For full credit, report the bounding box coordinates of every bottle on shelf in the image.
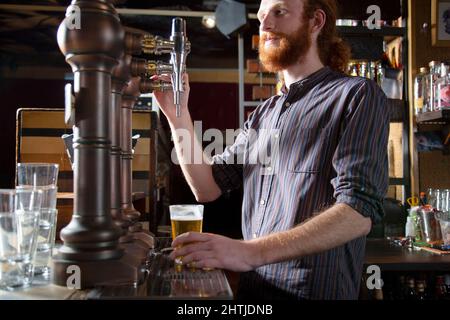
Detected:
[414,67,429,115]
[406,277,417,300]
[428,61,442,112]
[435,63,450,110]
[419,191,427,205]
[445,274,450,299]
[374,288,384,300]
[405,216,415,247]
[416,280,428,300]
[395,275,406,300]
[435,275,448,300]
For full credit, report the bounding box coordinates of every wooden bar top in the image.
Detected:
[365,238,450,271]
[0,238,233,300]
[2,238,449,299]
[57,192,146,201]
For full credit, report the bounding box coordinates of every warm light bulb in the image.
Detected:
[202,15,216,29]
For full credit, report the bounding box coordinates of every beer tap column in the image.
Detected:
[119,30,174,225]
[112,54,154,254]
[120,77,141,222]
[53,0,143,288]
[111,54,133,231]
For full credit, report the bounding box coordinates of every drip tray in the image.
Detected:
[86,238,233,300]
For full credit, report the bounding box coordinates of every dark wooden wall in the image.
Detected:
[0,76,244,238]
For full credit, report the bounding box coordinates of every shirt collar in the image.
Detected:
[280,66,332,94]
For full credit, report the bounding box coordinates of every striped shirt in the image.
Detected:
[211,66,389,300]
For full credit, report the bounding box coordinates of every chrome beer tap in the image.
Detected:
[125,18,190,117]
[140,79,172,94]
[170,17,190,117]
[141,34,174,55]
[131,58,173,78]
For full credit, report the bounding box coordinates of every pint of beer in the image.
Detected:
[169,204,204,270]
[169,204,204,238]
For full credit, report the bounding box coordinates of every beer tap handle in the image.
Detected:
[153,60,174,75]
[140,79,172,94]
[131,58,173,78]
[142,34,174,55]
[170,17,189,118]
[64,83,76,126]
[125,31,174,56]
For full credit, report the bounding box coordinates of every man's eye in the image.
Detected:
[275,9,287,16]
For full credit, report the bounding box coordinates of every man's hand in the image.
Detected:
[169,232,260,272]
[152,73,190,122]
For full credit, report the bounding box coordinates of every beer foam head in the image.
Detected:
[170,215,202,221]
[169,204,204,220]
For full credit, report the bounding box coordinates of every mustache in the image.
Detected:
[260,31,288,41]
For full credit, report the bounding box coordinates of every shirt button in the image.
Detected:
[274,133,279,139]
[285,102,291,107]
[260,199,265,205]
[253,233,257,239]
[266,166,272,171]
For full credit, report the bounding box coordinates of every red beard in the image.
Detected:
[259,21,312,72]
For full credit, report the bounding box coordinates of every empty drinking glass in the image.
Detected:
[441,189,450,213]
[17,163,59,187]
[16,185,58,277]
[427,188,437,208]
[0,189,42,290]
[16,163,59,279]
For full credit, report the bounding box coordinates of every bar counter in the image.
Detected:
[0,238,233,300]
[1,238,449,300]
[365,238,450,271]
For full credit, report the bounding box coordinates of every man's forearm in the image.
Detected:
[249,203,372,267]
[169,112,222,202]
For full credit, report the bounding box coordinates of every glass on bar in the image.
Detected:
[16,163,59,187]
[169,204,204,271]
[0,189,42,290]
[16,163,59,279]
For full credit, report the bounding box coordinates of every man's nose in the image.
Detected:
[259,15,274,32]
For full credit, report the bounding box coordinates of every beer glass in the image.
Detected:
[169,205,204,270]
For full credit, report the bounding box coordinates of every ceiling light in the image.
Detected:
[202,15,216,29]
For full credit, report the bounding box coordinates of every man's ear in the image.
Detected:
[311,9,326,34]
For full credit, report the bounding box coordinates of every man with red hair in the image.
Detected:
[154,0,389,300]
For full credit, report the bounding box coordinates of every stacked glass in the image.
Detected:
[0,189,42,290]
[16,163,59,279]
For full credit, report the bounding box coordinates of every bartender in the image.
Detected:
[153,0,389,300]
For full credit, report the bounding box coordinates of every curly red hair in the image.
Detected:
[303,0,351,73]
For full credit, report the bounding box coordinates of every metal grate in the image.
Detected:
[86,237,233,300]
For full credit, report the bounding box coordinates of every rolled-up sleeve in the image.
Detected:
[331,80,389,224]
[211,119,251,195]
[211,146,244,195]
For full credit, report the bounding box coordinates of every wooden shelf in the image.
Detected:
[337,26,406,37]
[416,109,450,124]
[244,99,406,123]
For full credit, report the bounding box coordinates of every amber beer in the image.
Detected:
[169,205,204,270]
[171,217,203,239]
